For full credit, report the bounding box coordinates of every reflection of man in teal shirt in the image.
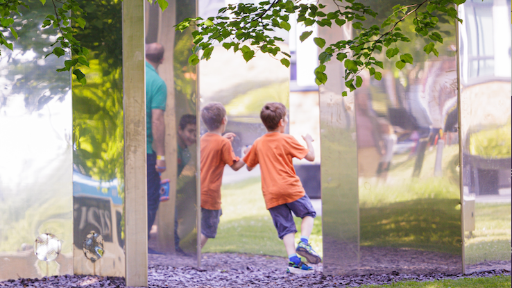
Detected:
[146,43,167,242]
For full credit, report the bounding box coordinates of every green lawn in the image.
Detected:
[362,275,511,287]
[465,203,511,265]
[202,176,323,257]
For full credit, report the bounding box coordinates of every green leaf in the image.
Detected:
[342,91,348,96]
[304,18,316,26]
[82,47,89,56]
[222,42,232,50]
[250,21,258,27]
[400,53,413,64]
[299,31,313,42]
[426,3,435,13]
[315,72,327,85]
[77,56,89,67]
[203,19,214,26]
[396,60,406,70]
[429,32,443,44]
[345,79,356,91]
[424,42,435,54]
[188,54,199,65]
[40,0,46,4]
[432,48,439,57]
[157,0,169,11]
[280,58,290,68]
[241,45,251,53]
[279,21,291,31]
[313,37,326,48]
[374,61,384,69]
[352,22,363,29]
[336,53,347,62]
[344,59,358,72]
[53,47,65,57]
[318,52,331,64]
[75,17,86,29]
[314,64,326,75]
[335,18,346,27]
[202,47,214,60]
[73,69,86,85]
[243,50,255,62]
[355,75,363,88]
[10,27,17,40]
[385,47,399,59]
[374,71,382,80]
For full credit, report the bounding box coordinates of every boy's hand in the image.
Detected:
[223,132,236,142]
[302,134,314,143]
[242,145,252,155]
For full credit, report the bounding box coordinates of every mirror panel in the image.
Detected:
[198,0,303,261]
[318,3,359,275]
[354,0,462,274]
[459,0,511,273]
[0,1,73,280]
[145,0,199,267]
[72,0,125,276]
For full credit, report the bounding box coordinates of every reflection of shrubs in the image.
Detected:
[470,123,511,159]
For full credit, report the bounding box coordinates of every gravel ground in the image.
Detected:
[0,253,509,287]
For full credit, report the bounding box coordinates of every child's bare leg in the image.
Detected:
[200,233,208,248]
[282,233,297,256]
[300,216,314,238]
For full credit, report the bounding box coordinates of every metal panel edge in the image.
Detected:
[123,0,148,286]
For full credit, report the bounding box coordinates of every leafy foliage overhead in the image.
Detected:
[1,0,170,85]
[175,0,465,94]
[1,0,465,91]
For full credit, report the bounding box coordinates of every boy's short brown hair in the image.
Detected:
[260,102,287,130]
[201,102,226,131]
[179,114,196,130]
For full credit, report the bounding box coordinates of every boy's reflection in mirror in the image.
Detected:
[174,114,197,255]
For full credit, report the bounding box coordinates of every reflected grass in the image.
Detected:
[359,144,461,254]
[465,203,511,264]
[202,176,323,257]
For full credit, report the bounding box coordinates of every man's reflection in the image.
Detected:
[355,73,384,178]
[145,42,168,250]
[199,103,246,249]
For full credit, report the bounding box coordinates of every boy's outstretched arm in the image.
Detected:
[230,159,245,171]
[302,134,315,162]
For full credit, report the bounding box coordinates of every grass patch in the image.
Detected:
[465,203,511,264]
[202,176,323,257]
[361,275,511,287]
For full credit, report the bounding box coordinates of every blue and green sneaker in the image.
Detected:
[296,241,322,264]
[287,261,315,274]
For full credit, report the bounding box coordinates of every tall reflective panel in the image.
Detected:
[0,1,73,280]
[72,0,125,276]
[318,2,359,275]
[459,0,511,273]
[199,0,301,261]
[355,1,462,274]
[145,0,199,267]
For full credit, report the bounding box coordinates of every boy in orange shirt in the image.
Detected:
[243,102,321,274]
[200,102,245,248]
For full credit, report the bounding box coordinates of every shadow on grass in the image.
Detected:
[361,198,462,255]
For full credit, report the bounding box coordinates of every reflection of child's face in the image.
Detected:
[178,124,197,147]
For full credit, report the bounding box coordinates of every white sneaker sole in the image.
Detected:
[286,267,315,275]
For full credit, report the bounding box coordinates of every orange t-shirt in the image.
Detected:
[200,133,239,210]
[242,133,309,209]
